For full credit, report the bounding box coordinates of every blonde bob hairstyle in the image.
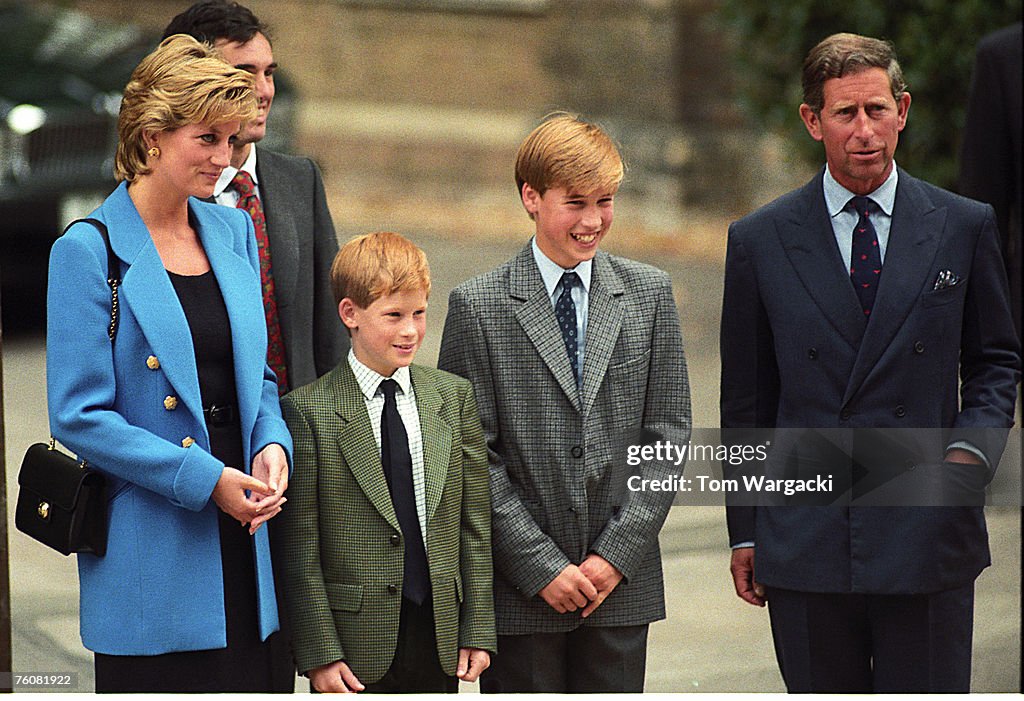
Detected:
[514,112,624,201]
[331,232,432,310]
[115,34,257,182]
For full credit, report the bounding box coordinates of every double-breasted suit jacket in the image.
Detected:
[277,361,496,682]
[46,181,293,654]
[720,168,1020,595]
[255,148,347,389]
[438,242,692,634]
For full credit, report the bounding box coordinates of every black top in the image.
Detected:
[167,270,236,413]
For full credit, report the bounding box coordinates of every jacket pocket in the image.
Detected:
[325,582,363,613]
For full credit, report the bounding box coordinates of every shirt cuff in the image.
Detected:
[945,441,990,470]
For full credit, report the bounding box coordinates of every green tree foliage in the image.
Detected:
[717,0,1022,188]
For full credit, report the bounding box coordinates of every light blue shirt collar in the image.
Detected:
[530,237,593,296]
[823,162,898,216]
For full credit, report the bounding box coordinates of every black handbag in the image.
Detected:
[15,218,120,557]
[15,442,108,556]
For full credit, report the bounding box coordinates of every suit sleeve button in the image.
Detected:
[164,396,178,411]
[808,348,818,360]
[387,584,399,595]
[390,534,401,546]
[571,446,584,459]
[146,355,160,370]
[914,341,925,353]
[895,405,906,418]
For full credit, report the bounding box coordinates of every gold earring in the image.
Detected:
[147,146,160,158]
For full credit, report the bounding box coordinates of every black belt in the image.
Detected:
[203,404,236,426]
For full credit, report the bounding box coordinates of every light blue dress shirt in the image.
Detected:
[532,237,591,385]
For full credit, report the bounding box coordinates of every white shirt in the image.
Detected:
[347,350,428,545]
[214,143,260,207]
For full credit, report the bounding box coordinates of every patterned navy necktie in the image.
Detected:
[555,271,581,384]
[849,196,882,316]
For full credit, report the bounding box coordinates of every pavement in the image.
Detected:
[1,228,1019,693]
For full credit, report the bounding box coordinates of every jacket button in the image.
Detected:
[914,341,925,354]
[146,355,160,370]
[164,395,178,411]
[387,584,399,595]
[571,446,583,459]
[895,405,906,418]
[181,436,195,448]
[840,409,852,421]
[808,348,818,360]
[390,534,401,546]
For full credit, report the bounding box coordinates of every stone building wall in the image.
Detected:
[72,0,801,239]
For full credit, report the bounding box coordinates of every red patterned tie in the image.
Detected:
[233,170,289,395]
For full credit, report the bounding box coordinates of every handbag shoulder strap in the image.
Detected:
[61,218,122,342]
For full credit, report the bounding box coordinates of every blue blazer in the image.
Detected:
[46,181,293,655]
[720,168,1020,594]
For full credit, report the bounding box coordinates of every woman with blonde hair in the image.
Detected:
[46,34,293,692]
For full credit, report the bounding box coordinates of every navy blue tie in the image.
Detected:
[379,379,429,604]
[555,272,580,384]
[849,196,882,316]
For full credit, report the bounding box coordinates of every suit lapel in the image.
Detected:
[778,174,867,351]
[410,365,452,528]
[511,245,582,410]
[843,171,945,404]
[332,362,401,531]
[581,252,625,414]
[105,184,205,432]
[255,151,299,309]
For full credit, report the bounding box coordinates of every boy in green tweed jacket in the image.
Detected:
[277,231,495,692]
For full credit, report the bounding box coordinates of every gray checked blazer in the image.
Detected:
[438,241,692,634]
[256,148,348,390]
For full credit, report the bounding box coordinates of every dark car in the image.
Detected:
[0,1,294,332]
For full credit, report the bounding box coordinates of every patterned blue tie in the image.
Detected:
[849,196,882,317]
[556,271,581,384]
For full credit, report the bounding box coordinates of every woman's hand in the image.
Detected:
[248,443,289,534]
[211,467,274,529]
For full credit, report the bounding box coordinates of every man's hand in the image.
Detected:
[309,659,365,693]
[248,443,289,534]
[730,547,765,607]
[538,564,598,613]
[456,647,491,683]
[578,553,624,617]
[945,447,984,465]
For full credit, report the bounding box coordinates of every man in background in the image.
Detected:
[164,0,346,396]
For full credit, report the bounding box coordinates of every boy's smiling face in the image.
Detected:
[523,183,615,268]
[340,288,427,377]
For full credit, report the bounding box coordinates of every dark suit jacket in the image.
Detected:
[439,243,691,633]
[277,361,496,682]
[256,148,347,390]
[720,168,1020,595]
[959,22,1022,335]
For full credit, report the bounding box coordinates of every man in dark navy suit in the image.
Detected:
[720,33,1019,693]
